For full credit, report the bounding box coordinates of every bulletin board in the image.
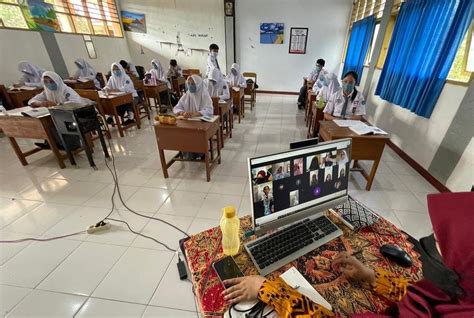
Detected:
[289,27,308,54]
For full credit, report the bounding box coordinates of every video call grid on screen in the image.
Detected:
[249,140,351,227]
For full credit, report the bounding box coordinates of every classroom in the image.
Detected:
[0,0,472,317]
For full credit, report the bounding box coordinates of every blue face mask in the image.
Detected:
[153,63,158,70]
[187,83,197,93]
[113,70,122,77]
[315,65,322,72]
[343,82,355,93]
[45,82,58,91]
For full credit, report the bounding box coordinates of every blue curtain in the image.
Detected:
[375,0,474,118]
[342,15,376,85]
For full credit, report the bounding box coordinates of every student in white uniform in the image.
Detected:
[173,75,213,118]
[119,60,139,78]
[149,59,171,88]
[72,58,100,89]
[16,61,45,88]
[29,71,86,150]
[226,63,247,88]
[323,71,366,120]
[206,43,221,77]
[104,62,138,125]
[204,67,230,100]
[313,73,340,105]
[167,59,182,78]
[297,58,327,109]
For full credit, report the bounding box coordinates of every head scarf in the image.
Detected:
[108,62,130,88]
[18,61,45,80]
[41,71,69,105]
[181,75,212,113]
[150,59,166,81]
[74,58,97,78]
[207,67,225,97]
[228,63,245,86]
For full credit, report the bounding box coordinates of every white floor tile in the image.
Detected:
[157,190,206,217]
[92,247,173,304]
[142,306,197,318]
[381,190,428,213]
[75,298,146,318]
[6,290,86,318]
[0,232,33,265]
[196,193,243,219]
[82,184,139,210]
[37,242,126,296]
[393,210,433,239]
[0,285,31,317]
[0,198,42,229]
[124,187,170,213]
[208,175,247,196]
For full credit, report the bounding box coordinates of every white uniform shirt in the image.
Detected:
[204,78,230,100]
[206,54,220,77]
[323,89,366,118]
[308,67,328,83]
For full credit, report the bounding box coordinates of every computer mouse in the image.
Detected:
[380,244,412,267]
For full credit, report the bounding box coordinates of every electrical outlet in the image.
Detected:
[87,221,111,234]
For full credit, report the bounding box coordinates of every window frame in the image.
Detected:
[0,0,123,38]
[446,23,473,86]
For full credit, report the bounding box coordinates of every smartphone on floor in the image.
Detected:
[212,256,244,288]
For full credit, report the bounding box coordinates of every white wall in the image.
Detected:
[235,0,352,92]
[0,29,131,86]
[119,0,226,75]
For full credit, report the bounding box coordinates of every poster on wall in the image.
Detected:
[24,0,61,32]
[289,27,308,54]
[260,23,284,44]
[121,10,146,33]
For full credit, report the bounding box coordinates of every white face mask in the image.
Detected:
[212,51,218,57]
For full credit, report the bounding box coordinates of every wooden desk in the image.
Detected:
[244,82,256,111]
[143,83,170,111]
[305,91,316,125]
[7,88,43,109]
[307,101,325,138]
[154,119,221,182]
[184,212,422,317]
[172,77,186,97]
[232,88,245,123]
[63,80,95,90]
[99,92,140,137]
[0,115,67,168]
[319,120,389,191]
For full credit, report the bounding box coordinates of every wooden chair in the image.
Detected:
[242,72,257,111]
[74,89,111,139]
[0,84,15,110]
[305,91,317,126]
[131,77,150,120]
[307,101,325,138]
[96,72,106,89]
[135,65,146,80]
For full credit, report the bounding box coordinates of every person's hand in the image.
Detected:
[222,276,266,304]
[44,101,56,107]
[181,112,191,119]
[332,252,375,286]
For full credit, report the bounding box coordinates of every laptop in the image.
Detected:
[244,138,352,276]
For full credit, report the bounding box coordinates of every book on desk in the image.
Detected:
[0,106,50,118]
[333,119,388,135]
[8,86,39,91]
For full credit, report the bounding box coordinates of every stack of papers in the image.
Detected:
[187,115,219,123]
[333,119,387,135]
[333,119,363,127]
[232,87,240,92]
[9,86,38,91]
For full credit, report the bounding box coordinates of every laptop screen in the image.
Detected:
[248,139,351,230]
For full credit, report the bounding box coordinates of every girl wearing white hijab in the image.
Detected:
[17,61,45,88]
[313,73,341,103]
[173,75,213,118]
[149,59,171,89]
[73,58,100,89]
[104,62,138,125]
[29,71,83,107]
[226,63,247,88]
[204,67,230,100]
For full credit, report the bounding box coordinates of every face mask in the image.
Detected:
[153,63,158,70]
[113,70,122,77]
[315,65,322,72]
[45,82,58,91]
[342,82,354,93]
[187,83,197,93]
[212,51,218,57]
[419,234,464,300]
[231,69,237,76]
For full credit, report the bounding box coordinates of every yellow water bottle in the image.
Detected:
[220,206,240,256]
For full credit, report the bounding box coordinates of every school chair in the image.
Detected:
[96,73,106,89]
[242,72,257,110]
[0,84,15,110]
[74,89,111,139]
[135,65,146,80]
[307,101,324,139]
[131,77,151,120]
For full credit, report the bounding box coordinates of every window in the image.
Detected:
[0,0,122,37]
[376,15,397,68]
[365,23,380,65]
[447,24,473,83]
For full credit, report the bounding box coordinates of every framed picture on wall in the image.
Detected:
[83,35,97,59]
[289,27,308,54]
[224,0,234,16]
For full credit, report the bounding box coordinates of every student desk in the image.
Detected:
[0,114,68,168]
[98,92,140,138]
[307,101,325,138]
[143,83,170,111]
[183,211,422,317]
[63,80,95,90]
[232,87,245,123]
[172,77,186,97]
[154,119,221,182]
[319,120,389,191]
[212,97,233,147]
[305,91,317,125]
[7,88,43,109]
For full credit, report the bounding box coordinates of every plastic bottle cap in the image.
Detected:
[223,206,236,218]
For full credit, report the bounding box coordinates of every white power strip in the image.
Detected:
[87,221,111,234]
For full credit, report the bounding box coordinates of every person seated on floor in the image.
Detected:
[222,192,474,317]
[313,72,340,108]
[28,71,86,150]
[204,67,230,100]
[15,61,46,88]
[173,75,213,118]
[104,62,139,126]
[167,59,183,79]
[323,71,366,121]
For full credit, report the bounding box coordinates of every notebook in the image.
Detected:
[349,123,387,135]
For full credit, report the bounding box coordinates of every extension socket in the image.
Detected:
[87,221,111,234]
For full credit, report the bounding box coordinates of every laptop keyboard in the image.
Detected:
[245,215,342,276]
